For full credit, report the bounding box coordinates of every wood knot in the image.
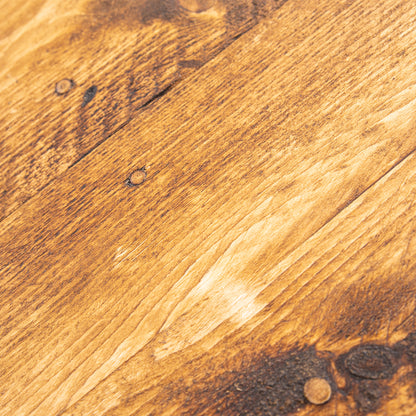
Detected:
[126,168,147,187]
[344,345,396,380]
[303,378,332,405]
[55,79,74,95]
[178,0,216,13]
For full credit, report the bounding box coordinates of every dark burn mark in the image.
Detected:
[87,0,183,28]
[334,341,408,414]
[85,0,290,31]
[396,331,416,365]
[219,348,333,415]
[334,344,398,413]
[184,347,334,416]
[141,0,178,24]
[176,333,416,416]
[353,380,385,414]
[81,85,98,108]
[343,345,398,380]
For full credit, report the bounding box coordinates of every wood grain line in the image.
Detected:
[62,140,416,416]
[1,0,416,415]
[0,0,289,222]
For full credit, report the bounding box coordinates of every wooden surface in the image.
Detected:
[0,0,287,220]
[1,0,416,415]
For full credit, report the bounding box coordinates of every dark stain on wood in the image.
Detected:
[141,0,181,24]
[81,85,98,108]
[216,348,333,415]
[173,332,416,416]
[173,347,334,416]
[87,0,184,28]
[334,335,416,414]
[353,380,386,414]
[140,80,177,109]
[396,331,416,365]
[86,0,289,31]
[335,344,399,414]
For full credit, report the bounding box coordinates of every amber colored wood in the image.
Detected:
[0,0,286,220]
[1,0,416,415]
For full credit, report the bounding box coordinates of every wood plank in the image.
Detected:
[1,0,416,414]
[0,0,287,220]
[140,147,416,416]
[77,149,416,416]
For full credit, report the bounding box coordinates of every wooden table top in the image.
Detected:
[1,0,416,415]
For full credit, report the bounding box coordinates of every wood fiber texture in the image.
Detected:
[0,0,287,220]
[1,0,416,415]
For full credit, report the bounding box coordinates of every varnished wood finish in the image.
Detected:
[0,0,286,220]
[1,0,416,415]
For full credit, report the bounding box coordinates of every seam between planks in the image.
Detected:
[289,142,416,264]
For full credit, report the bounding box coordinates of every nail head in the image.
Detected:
[128,169,147,186]
[55,79,74,95]
[304,377,331,405]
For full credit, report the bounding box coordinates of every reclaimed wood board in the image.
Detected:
[1,0,416,415]
[0,0,287,220]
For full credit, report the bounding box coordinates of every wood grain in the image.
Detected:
[1,0,416,415]
[0,0,287,220]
